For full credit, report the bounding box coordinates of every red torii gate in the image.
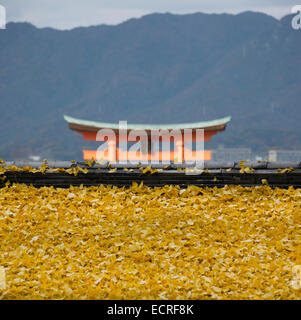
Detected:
[64,115,231,162]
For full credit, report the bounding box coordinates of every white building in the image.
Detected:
[268,150,301,162]
[211,146,252,162]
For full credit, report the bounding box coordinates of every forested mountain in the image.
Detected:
[0,11,300,160]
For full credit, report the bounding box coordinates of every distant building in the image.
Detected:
[268,150,301,162]
[28,155,41,161]
[211,145,252,162]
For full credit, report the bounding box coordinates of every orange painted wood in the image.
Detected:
[83,149,211,161]
[77,130,216,142]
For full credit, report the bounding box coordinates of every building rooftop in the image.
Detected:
[2,160,301,188]
[64,115,231,132]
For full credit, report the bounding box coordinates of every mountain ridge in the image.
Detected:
[0,12,300,160]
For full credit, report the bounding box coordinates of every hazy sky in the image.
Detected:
[1,0,295,29]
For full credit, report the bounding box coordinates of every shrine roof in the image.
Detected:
[64,115,231,132]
